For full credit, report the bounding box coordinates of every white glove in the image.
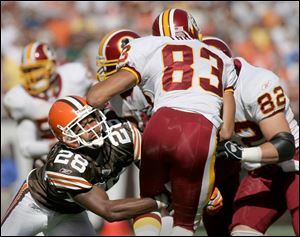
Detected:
[277,160,299,172]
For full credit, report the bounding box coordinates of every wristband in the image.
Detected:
[241,147,262,163]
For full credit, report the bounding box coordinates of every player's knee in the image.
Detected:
[231,225,263,236]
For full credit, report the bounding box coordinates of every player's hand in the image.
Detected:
[216,140,243,161]
[154,191,172,213]
[205,187,223,216]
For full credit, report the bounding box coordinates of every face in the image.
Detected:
[72,114,102,142]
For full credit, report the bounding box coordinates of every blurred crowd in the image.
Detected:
[1,1,299,120]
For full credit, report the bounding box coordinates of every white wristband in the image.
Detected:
[242,147,262,163]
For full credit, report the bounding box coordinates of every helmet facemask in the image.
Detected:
[96,56,118,81]
[58,106,111,149]
[21,60,56,96]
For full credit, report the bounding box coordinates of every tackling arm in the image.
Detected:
[87,69,137,109]
[72,185,159,222]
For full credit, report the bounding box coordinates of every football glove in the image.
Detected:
[217,140,243,161]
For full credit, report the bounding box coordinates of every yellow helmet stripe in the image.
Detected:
[162,9,171,36]
[98,30,117,57]
[25,43,34,62]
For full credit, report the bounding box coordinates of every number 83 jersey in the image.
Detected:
[117,36,237,129]
[27,116,142,214]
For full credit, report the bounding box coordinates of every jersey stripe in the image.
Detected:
[133,126,141,161]
[120,66,141,84]
[46,171,92,189]
[48,179,91,190]
[128,122,141,161]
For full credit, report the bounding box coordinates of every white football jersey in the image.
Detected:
[109,86,150,118]
[117,36,238,129]
[3,62,93,155]
[233,57,299,148]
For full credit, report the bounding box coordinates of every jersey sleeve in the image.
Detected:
[127,122,142,162]
[17,119,53,158]
[3,87,27,121]
[117,37,152,85]
[45,149,93,194]
[246,71,286,122]
[222,56,238,92]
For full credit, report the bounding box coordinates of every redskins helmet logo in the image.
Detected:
[118,36,135,53]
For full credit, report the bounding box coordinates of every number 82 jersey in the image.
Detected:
[233,57,299,148]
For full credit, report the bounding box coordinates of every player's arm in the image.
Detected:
[219,90,235,141]
[87,69,136,109]
[72,185,161,222]
[256,112,294,163]
[221,112,295,165]
[17,119,55,158]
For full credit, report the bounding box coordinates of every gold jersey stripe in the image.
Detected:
[120,66,141,84]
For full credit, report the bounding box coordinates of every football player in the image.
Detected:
[87,8,238,236]
[96,29,154,235]
[203,36,298,236]
[3,41,94,180]
[1,96,166,236]
[97,29,153,132]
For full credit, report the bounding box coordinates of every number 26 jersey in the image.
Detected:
[27,117,142,214]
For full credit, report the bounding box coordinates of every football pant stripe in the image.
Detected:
[194,127,218,228]
[1,182,29,226]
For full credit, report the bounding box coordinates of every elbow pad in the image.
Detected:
[270,132,295,162]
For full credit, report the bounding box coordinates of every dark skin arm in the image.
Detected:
[87,69,136,109]
[72,185,158,222]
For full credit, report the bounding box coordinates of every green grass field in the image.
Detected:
[194,211,295,236]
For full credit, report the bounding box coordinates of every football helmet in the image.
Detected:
[48,96,111,149]
[152,8,201,39]
[96,29,140,81]
[20,41,57,96]
[202,36,233,58]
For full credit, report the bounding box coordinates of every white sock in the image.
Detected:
[160,216,173,236]
[231,230,264,236]
[171,226,194,236]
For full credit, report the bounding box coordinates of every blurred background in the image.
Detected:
[1,1,299,236]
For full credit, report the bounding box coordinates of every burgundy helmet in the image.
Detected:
[202,36,233,58]
[97,29,140,81]
[20,41,57,95]
[152,8,201,39]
